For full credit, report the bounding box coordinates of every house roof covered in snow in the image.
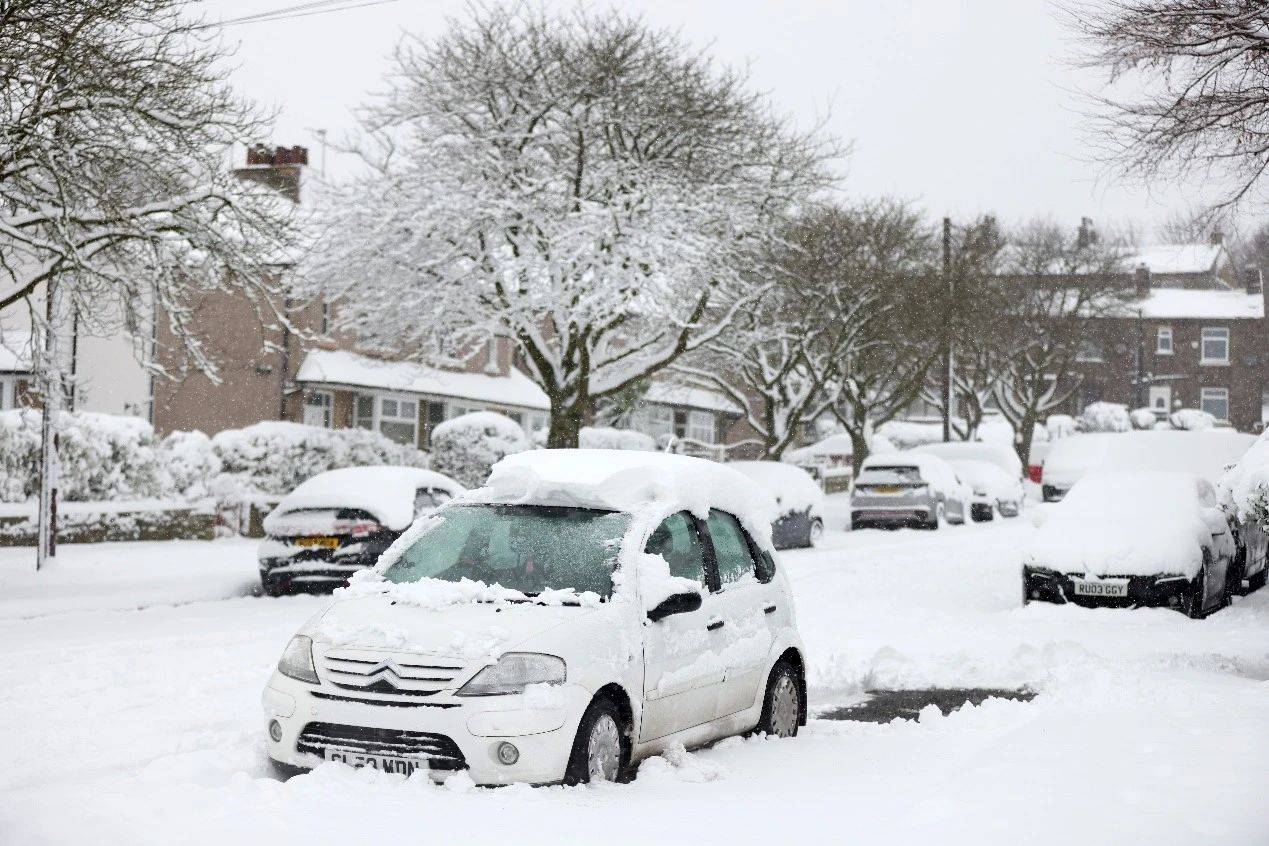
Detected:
[1126,243,1227,276]
[643,381,743,414]
[296,349,550,410]
[1114,287,1264,320]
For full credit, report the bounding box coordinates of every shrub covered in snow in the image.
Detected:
[430,411,528,488]
[578,426,656,451]
[1220,431,1269,526]
[1129,408,1157,430]
[1046,414,1077,440]
[0,409,173,502]
[1168,408,1216,431]
[211,421,428,496]
[160,430,223,499]
[1076,402,1131,433]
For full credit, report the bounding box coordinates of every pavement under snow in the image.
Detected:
[1,510,1266,846]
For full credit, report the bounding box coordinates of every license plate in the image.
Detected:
[296,536,339,549]
[1071,579,1128,598]
[872,485,903,494]
[325,749,421,775]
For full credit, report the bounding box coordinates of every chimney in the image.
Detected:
[1210,228,1225,246]
[1245,265,1264,295]
[235,144,307,203]
[1076,217,1097,250]
[1134,263,1152,297]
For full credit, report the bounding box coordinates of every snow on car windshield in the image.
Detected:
[857,466,922,485]
[381,504,629,598]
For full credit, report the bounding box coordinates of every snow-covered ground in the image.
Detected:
[1,512,1266,845]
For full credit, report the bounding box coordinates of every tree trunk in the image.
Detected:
[849,427,869,470]
[546,400,588,449]
[1014,410,1039,469]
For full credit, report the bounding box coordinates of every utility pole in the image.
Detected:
[36,279,61,570]
[941,216,954,442]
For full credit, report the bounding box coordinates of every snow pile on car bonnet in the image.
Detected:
[1025,471,1220,578]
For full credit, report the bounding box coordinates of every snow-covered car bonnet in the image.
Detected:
[264,466,465,533]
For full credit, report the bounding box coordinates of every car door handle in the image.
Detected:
[706,620,725,631]
[764,605,777,614]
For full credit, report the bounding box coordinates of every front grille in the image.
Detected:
[320,649,467,697]
[297,722,466,770]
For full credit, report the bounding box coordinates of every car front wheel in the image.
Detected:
[564,697,628,785]
[1182,553,1210,619]
[808,517,824,546]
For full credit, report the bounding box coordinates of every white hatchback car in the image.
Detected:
[263,450,807,786]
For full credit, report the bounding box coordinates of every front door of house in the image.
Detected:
[1149,385,1171,415]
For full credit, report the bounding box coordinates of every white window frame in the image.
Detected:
[1201,327,1230,365]
[1200,387,1229,422]
[0,375,17,410]
[1155,326,1173,355]
[353,391,419,445]
[686,410,716,444]
[302,390,333,428]
[354,393,375,430]
[639,405,675,439]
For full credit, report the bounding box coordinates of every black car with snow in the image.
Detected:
[729,461,825,548]
[258,466,465,595]
[1022,471,1235,618]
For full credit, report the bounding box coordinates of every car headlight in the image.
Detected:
[455,653,566,697]
[277,635,319,684]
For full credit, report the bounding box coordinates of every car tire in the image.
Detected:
[1249,567,1268,593]
[263,579,287,598]
[1182,553,1210,619]
[756,661,801,739]
[808,517,824,546]
[923,503,944,531]
[564,696,629,785]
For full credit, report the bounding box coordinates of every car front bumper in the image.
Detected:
[1022,566,1191,608]
[262,671,591,786]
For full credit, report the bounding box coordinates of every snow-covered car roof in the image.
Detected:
[472,449,778,544]
[728,461,824,517]
[949,460,1018,498]
[1045,430,1254,486]
[913,441,1022,478]
[858,451,964,496]
[1027,470,1225,578]
[265,466,465,532]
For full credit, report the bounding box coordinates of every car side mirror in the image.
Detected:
[647,591,702,623]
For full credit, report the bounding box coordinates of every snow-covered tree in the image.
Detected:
[304,6,836,447]
[1077,401,1132,433]
[0,1,296,376]
[992,220,1129,466]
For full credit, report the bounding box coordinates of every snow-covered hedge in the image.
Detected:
[1220,431,1269,527]
[211,421,428,496]
[1129,408,1157,430]
[1046,414,1077,440]
[1168,408,1216,431]
[578,426,657,451]
[1077,402,1131,433]
[161,430,223,499]
[430,411,527,488]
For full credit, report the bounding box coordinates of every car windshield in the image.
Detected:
[857,466,923,485]
[381,504,629,599]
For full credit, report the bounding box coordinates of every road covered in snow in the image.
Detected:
[1,513,1267,846]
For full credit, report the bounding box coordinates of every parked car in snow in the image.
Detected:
[1217,433,1269,595]
[263,450,807,786]
[849,452,969,530]
[912,442,1024,520]
[729,460,825,548]
[1023,471,1235,617]
[258,466,465,596]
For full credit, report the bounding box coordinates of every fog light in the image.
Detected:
[1029,590,1040,600]
[496,742,519,765]
[268,719,283,742]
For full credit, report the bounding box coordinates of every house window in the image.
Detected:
[1200,387,1229,422]
[687,410,716,444]
[637,405,675,439]
[1201,327,1230,365]
[302,391,333,428]
[377,396,418,445]
[1156,326,1173,355]
[0,375,17,410]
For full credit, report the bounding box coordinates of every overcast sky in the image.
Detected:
[208,0,1232,243]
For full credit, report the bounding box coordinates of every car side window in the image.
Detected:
[644,512,708,588]
[706,509,758,586]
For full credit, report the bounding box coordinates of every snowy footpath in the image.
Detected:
[1,517,1266,845]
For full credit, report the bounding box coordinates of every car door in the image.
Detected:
[639,511,724,742]
[702,509,777,720]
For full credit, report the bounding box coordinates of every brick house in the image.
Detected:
[1054,236,1269,431]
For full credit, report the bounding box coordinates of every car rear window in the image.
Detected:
[857,466,923,485]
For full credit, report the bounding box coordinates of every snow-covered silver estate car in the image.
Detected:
[262,451,807,785]
[257,467,465,596]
